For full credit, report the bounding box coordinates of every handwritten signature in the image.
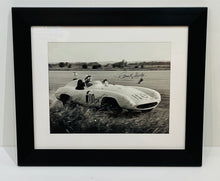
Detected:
[118,72,145,79]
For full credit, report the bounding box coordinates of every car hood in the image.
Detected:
[93,84,158,104]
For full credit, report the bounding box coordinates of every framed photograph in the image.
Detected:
[12,8,207,166]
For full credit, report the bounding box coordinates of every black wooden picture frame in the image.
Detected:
[12,7,207,166]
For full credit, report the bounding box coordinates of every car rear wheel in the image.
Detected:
[101,98,122,114]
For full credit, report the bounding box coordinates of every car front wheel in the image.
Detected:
[101,98,122,114]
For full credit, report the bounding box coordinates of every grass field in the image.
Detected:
[49,70,170,133]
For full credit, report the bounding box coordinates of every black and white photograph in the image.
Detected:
[49,42,170,134]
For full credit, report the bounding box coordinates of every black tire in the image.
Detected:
[101,98,122,114]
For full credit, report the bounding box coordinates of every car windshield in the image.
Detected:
[85,82,93,87]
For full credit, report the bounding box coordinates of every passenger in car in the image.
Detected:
[102,79,109,86]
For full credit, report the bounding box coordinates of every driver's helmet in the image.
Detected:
[85,75,92,82]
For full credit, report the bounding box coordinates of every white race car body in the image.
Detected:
[55,80,161,111]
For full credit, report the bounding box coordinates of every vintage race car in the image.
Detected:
[55,80,161,112]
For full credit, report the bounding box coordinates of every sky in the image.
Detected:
[48,42,171,64]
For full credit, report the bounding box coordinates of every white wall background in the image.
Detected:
[0,0,219,147]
